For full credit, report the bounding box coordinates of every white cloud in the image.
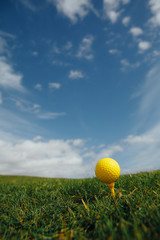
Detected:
[32,104,41,113]
[77,35,94,60]
[63,41,72,50]
[10,96,65,120]
[130,62,160,174]
[0,124,159,178]
[138,41,151,51]
[129,27,143,36]
[0,131,124,178]
[19,0,37,11]
[137,63,160,121]
[122,0,130,4]
[96,145,123,161]
[120,123,160,173]
[103,0,130,23]
[32,51,38,56]
[0,138,85,178]
[48,82,61,89]
[107,10,120,23]
[92,123,160,175]
[0,31,16,58]
[0,56,25,92]
[33,136,42,142]
[52,44,61,54]
[120,142,160,174]
[0,120,159,178]
[109,49,120,55]
[121,58,130,67]
[11,97,41,114]
[38,112,66,120]
[69,70,84,79]
[0,37,8,55]
[0,30,16,39]
[1,61,160,178]
[67,138,85,147]
[148,0,160,27]
[0,35,14,58]
[120,58,140,71]
[52,60,71,67]
[0,92,2,104]
[103,0,120,14]
[52,36,94,61]
[51,41,72,59]
[35,83,42,91]
[153,50,160,57]
[48,0,93,23]
[122,16,131,26]
[124,135,157,144]
[0,107,45,140]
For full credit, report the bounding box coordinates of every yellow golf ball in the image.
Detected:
[95,158,120,184]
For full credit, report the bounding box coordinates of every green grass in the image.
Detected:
[0,171,160,240]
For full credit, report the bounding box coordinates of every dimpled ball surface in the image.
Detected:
[95,158,120,184]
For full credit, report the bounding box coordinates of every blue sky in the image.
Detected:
[0,0,160,178]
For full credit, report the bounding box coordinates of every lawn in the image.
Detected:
[0,171,160,239]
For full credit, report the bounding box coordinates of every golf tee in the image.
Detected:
[107,182,115,198]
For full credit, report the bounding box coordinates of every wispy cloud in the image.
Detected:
[122,16,131,26]
[103,0,130,23]
[10,96,65,120]
[124,134,158,144]
[0,92,2,104]
[48,82,61,89]
[92,122,160,175]
[50,36,94,65]
[121,59,130,67]
[117,127,160,174]
[0,31,25,92]
[0,108,45,140]
[129,27,143,37]
[69,70,84,79]
[96,145,123,162]
[148,0,160,27]
[52,43,61,54]
[122,0,130,3]
[129,26,152,54]
[33,135,42,142]
[63,41,72,50]
[19,0,37,11]
[109,49,120,55]
[0,30,16,39]
[103,0,120,23]
[11,97,41,114]
[0,36,11,57]
[38,112,66,120]
[120,58,140,71]
[32,51,38,56]
[52,60,71,67]
[0,56,25,92]
[137,63,160,123]
[77,35,94,60]
[35,83,42,91]
[138,41,151,51]
[51,41,73,60]
[0,37,7,53]
[48,0,93,24]
[67,138,85,147]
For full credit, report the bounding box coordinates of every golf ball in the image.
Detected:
[95,158,120,184]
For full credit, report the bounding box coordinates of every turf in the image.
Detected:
[0,171,160,239]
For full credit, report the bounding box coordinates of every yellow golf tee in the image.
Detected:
[107,182,115,198]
